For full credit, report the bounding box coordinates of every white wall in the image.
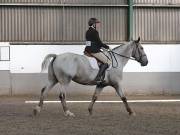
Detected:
[0,42,10,70]
[10,45,85,73]
[124,45,180,72]
[0,43,180,95]
[8,44,180,73]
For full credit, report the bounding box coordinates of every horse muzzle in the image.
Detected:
[141,60,148,66]
[140,55,148,66]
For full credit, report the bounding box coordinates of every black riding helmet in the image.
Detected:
[88,18,100,27]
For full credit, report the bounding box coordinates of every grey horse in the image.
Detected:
[34,37,148,117]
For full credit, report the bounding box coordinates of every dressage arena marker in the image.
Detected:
[25,99,180,104]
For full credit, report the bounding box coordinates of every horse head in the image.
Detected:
[132,37,148,66]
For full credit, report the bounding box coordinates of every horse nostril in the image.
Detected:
[143,61,148,66]
[141,60,148,66]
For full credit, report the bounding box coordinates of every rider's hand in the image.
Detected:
[108,47,112,51]
[102,45,111,51]
[103,44,109,49]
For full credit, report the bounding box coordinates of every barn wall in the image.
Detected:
[0,1,180,43]
[0,43,180,96]
[8,72,180,96]
[134,0,180,4]
[0,1,128,42]
[0,0,180,95]
[133,3,180,42]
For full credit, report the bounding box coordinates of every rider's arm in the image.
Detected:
[95,31,109,49]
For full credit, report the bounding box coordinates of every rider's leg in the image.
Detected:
[91,52,111,83]
[95,63,108,82]
[91,52,111,65]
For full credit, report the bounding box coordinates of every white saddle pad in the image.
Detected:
[84,55,99,69]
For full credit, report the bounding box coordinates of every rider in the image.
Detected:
[84,18,111,83]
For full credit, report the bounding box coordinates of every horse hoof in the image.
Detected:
[33,109,37,116]
[88,108,93,115]
[33,106,41,116]
[65,110,75,117]
[129,112,136,116]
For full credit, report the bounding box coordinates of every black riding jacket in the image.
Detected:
[85,27,109,53]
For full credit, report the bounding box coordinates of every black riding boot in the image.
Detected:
[95,63,109,83]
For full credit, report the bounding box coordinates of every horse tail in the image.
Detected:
[41,54,57,72]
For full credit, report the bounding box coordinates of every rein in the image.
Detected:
[106,50,136,68]
[107,42,146,68]
[102,42,145,68]
[104,50,136,68]
[110,51,136,61]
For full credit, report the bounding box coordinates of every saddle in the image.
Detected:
[84,50,112,68]
[84,51,106,83]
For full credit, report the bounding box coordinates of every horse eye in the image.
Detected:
[140,47,144,50]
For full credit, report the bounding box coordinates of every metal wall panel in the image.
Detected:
[133,0,180,42]
[63,0,127,5]
[1,1,180,43]
[0,2,127,42]
[134,0,180,4]
[0,0,127,5]
[64,7,127,42]
[0,6,63,42]
[134,7,180,42]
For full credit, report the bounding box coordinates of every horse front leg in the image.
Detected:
[115,83,136,116]
[88,84,104,115]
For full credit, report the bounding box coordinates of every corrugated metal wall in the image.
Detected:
[134,7,180,42]
[63,7,127,42]
[133,0,180,42]
[0,6,64,42]
[0,0,180,43]
[134,0,180,4]
[0,0,127,43]
[0,0,127,4]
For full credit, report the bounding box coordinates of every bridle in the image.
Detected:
[131,42,146,63]
[106,42,145,68]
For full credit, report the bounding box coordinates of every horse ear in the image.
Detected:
[135,37,140,43]
[137,37,140,42]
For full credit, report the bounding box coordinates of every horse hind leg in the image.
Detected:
[88,84,104,115]
[59,84,75,117]
[33,80,57,116]
[34,58,58,116]
[33,87,45,115]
